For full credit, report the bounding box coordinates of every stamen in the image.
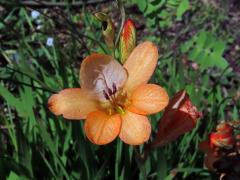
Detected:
[103,90,110,100]
[112,83,117,94]
[107,87,113,96]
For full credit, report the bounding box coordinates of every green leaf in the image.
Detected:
[180,31,228,70]
[176,0,190,20]
[0,83,25,116]
[7,171,22,180]
[132,0,147,12]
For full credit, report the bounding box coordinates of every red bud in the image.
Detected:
[152,90,202,147]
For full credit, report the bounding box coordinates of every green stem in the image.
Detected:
[134,146,147,180]
[115,140,123,180]
[114,0,125,47]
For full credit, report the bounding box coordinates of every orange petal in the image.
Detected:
[123,41,158,93]
[48,88,99,120]
[119,111,151,145]
[127,84,169,115]
[216,122,233,133]
[80,53,128,100]
[84,111,121,145]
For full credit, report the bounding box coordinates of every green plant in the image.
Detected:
[131,0,190,28]
[0,0,239,179]
[181,31,229,70]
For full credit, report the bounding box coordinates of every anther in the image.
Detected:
[107,87,113,96]
[112,83,117,94]
[103,90,110,100]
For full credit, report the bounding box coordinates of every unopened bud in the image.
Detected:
[119,19,136,63]
[210,132,234,149]
[216,122,233,134]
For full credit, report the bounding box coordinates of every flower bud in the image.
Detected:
[210,132,234,149]
[216,122,233,134]
[119,19,136,63]
[152,90,202,147]
[95,12,115,49]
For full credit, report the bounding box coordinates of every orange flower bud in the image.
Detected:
[95,12,115,49]
[119,19,136,63]
[152,90,202,147]
[208,122,235,149]
[216,122,233,134]
[210,132,234,149]
[199,121,238,171]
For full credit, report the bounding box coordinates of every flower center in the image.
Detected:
[101,82,127,115]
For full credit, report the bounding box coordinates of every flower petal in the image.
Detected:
[123,41,158,93]
[84,111,121,145]
[80,53,128,100]
[48,88,99,120]
[127,84,169,115]
[119,111,151,145]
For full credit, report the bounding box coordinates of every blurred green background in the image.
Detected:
[0,0,240,179]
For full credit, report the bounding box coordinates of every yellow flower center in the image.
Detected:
[100,83,128,115]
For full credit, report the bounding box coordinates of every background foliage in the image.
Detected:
[0,0,240,179]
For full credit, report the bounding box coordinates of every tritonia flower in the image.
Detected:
[48,41,169,145]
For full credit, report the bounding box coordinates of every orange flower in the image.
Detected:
[210,132,234,149]
[210,124,234,149]
[48,42,169,145]
[152,90,202,147]
[199,122,235,170]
